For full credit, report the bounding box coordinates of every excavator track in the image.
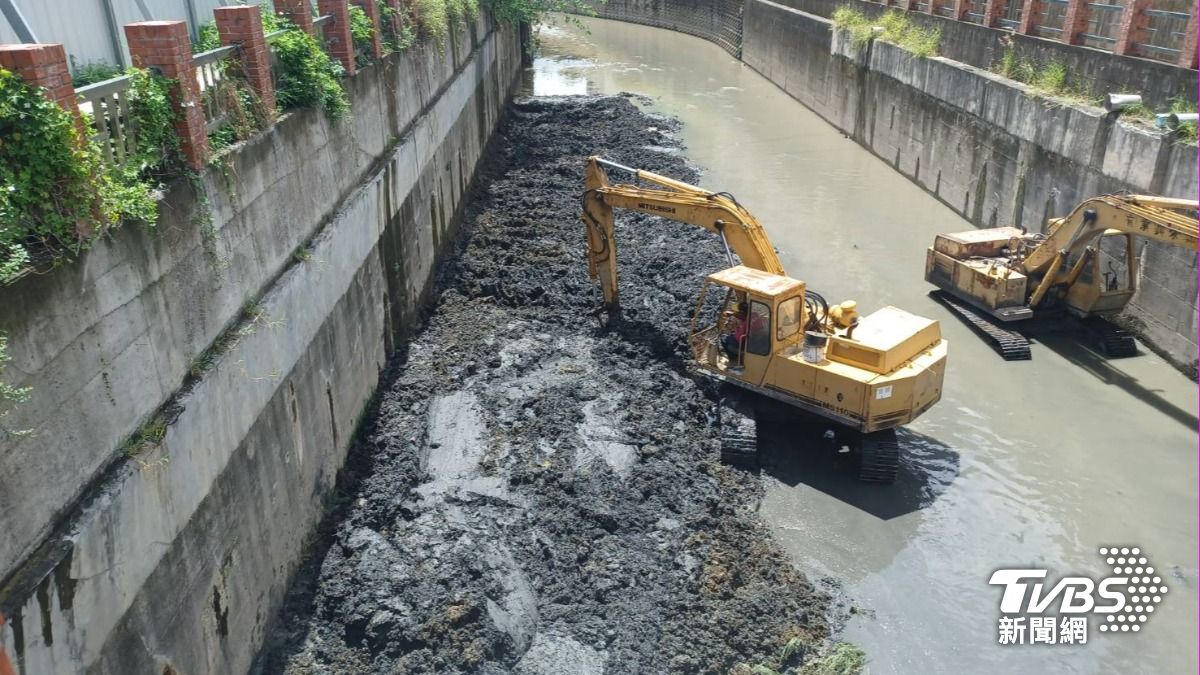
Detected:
[930,290,1031,361]
[858,428,900,484]
[1082,317,1138,358]
[717,396,758,468]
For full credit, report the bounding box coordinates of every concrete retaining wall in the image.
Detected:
[776,0,1198,109]
[589,0,744,56]
[0,15,522,674]
[579,0,1198,371]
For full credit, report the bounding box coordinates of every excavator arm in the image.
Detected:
[581,156,784,310]
[1022,194,1199,274]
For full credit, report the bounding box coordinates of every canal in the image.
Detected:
[524,16,1198,674]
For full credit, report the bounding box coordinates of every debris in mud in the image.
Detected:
[264,96,834,674]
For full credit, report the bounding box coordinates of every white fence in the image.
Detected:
[0,0,307,71]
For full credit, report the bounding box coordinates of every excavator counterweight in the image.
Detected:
[580,156,948,483]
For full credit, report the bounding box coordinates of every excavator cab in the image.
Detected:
[688,266,806,388]
[1062,229,1136,315]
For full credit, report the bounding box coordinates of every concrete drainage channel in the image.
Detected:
[260,96,839,674]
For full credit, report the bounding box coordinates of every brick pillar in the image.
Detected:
[317,0,356,75]
[215,5,277,116]
[1018,0,1042,33]
[1112,0,1151,55]
[1060,0,1091,44]
[952,0,971,20]
[0,43,83,134]
[982,0,1005,26]
[383,0,404,36]
[125,21,208,169]
[1177,6,1198,68]
[274,0,316,35]
[926,0,939,15]
[351,0,384,59]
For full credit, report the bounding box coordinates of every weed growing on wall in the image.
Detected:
[0,66,176,282]
[379,0,418,53]
[273,29,351,120]
[484,0,595,25]
[449,0,481,27]
[349,4,377,66]
[832,6,941,57]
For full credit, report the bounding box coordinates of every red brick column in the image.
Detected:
[952,0,971,20]
[925,0,939,15]
[1060,0,1090,44]
[1112,0,1151,55]
[1178,8,1198,68]
[215,5,277,116]
[125,21,208,169]
[274,0,316,35]
[0,44,83,134]
[351,0,384,59]
[317,0,356,75]
[1018,0,1042,33]
[383,0,404,37]
[982,0,1005,26]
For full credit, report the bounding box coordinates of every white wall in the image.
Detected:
[0,0,292,70]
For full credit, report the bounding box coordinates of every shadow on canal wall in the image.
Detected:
[584,0,1199,376]
[0,16,522,674]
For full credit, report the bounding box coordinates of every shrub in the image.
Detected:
[0,67,172,282]
[272,29,351,120]
[417,0,450,43]
[70,59,122,87]
[832,6,940,57]
[349,4,377,65]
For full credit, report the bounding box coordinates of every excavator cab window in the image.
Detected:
[777,297,802,341]
[747,301,771,356]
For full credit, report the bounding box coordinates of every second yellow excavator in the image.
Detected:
[925,193,1199,360]
[581,157,948,483]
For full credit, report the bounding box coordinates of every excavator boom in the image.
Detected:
[581,156,783,309]
[1022,193,1198,273]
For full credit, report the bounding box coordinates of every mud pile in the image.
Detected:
[265,96,831,674]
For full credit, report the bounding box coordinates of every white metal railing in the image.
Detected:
[76,73,137,169]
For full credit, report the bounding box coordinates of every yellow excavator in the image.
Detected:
[925,194,1199,360]
[581,157,947,483]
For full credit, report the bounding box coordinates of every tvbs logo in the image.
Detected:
[988,546,1169,646]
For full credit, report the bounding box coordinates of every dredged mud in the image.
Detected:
[263,96,832,674]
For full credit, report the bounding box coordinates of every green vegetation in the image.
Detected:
[0,331,32,439]
[992,46,1098,106]
[70,59,122,87]
[0,66,176,283]
[379,0,418,54]
[449,0,481,27]
[1170,95,1197,143]
[349,4,377,66]
[417,0,452,43]
[273,29,351,119]
[802,642,868,675]
[832,6,940,58]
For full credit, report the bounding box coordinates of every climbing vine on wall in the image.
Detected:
[0,67,177,283]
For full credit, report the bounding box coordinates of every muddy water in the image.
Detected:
[524,17,1198,674]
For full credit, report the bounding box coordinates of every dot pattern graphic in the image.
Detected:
[1097,546,1166,633]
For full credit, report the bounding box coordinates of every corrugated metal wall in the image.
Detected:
[0,0,288,70]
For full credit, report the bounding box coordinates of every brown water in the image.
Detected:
[523,16,1198,674]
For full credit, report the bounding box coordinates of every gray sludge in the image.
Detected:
[263,96,832,674]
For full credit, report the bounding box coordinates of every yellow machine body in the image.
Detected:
[925,195,1199,322]
[579,157,947,435]
[688,266,946,433]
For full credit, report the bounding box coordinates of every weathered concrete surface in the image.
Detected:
[588,0,744,56]
[0,14,521,674]
[740,0,1197,369]
[777,0,1198,109]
